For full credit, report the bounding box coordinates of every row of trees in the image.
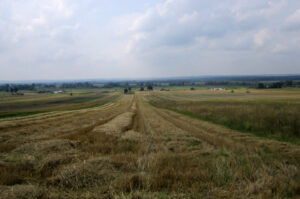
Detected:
[124,85,153,94]
[107,80,300,88]
[1,79,298,93]
[0,82,97,93]
[60,82,96,89]
[257,81,295,89]
[0,84,36,92]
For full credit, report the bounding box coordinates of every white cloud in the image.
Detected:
[113,0,300,76]
[126,33,146,53]
[284,9,300,31]
[178,11,198,24]
[259,0,286,17]
[119,0,285,52]
[272,44,288,53]
[0,0,78,43]
[1,0,300,81]
[254,29,268,47]
[287,9,300,23]
[32,15,46,26]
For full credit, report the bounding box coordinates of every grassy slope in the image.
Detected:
[147,88,300,145]
[0,89,121,118]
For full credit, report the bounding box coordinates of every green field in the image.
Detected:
[147,88,300,144]
[0,89,118,118]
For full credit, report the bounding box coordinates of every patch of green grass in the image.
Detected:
[149,102,300,145]
[157,192,170,199]
[0,111,48,119]
[0,95,121,119]
[190,140,200,146]
[8,156,23,163]
[218,151,229,158]
[171,108,300,145]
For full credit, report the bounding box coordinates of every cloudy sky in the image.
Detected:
[1,0,300,81]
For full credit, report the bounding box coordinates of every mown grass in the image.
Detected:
[0,111,48,119]
[0,94,121,119]
[0,92,299,199]
[0,93,106,111]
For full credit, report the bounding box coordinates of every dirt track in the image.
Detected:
[0,93,299,198]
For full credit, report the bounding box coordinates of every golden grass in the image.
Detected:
[0,92,120,119]
[0,92,299,198]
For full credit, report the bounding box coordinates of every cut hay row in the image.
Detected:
[0,95,134,152]
[0,94,120,122]
[0,96,123,130]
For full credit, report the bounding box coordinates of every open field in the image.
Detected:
[147,89,300,144]
[0,90,119,118]
[0,89,299,198]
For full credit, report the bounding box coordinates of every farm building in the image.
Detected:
[53,90,65,94]
[211,88,226,91]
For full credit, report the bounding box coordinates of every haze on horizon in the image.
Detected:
[1,0,300,81]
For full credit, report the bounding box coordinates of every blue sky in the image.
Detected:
[1,0,300,81]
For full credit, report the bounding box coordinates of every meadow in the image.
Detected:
[0,88,299,198]
[0,90,119,118]
[147,88,300,144]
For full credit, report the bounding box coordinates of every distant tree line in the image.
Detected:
[0,82,97,93]
[0,83,60,92]
[104,80,257,88]
[1,79,299,93]
[60,82,96,89]
[257,81,296,89]
[103,82,121,88]
[204,81,251,86]
[124,84,153,94]
[203,80,299,88]
[0,84,37,93]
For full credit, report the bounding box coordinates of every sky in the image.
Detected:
[1,0,300,81]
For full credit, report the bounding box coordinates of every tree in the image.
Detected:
[285,80,293,87]
[140,87,144,91]
[257,83,265,89]
[124,88,128,94]
[147,85,153,90]
[31,83,36,90]
[5,84,10,92]
[270,82,283,89]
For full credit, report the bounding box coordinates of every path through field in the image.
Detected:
[0,93,299,198]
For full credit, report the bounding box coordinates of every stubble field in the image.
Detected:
[0,89,299,198]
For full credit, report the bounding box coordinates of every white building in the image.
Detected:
[211,88,226,91]
[53,90,64,94]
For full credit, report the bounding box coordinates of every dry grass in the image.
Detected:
[0,185,46,199]
[0,92,112,113]
[0,92,299,198]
